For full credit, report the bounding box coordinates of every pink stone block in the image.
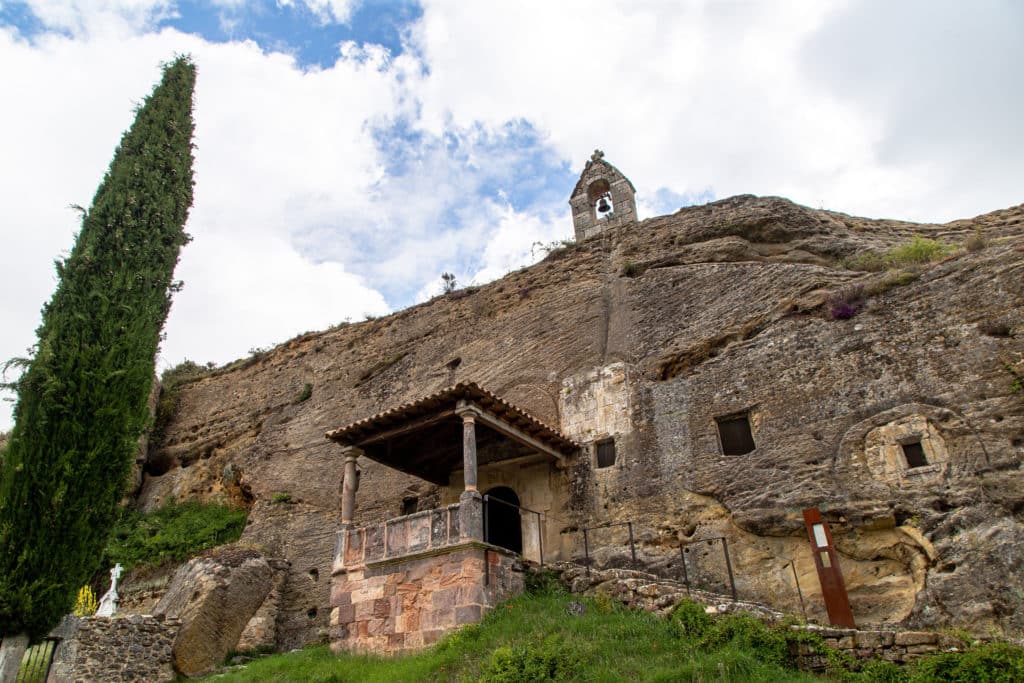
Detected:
[367,618,386,636]
[422,629,444,645]
[373,598,391,618]
[354,600,375,620]
[330,582,352,606]
[404,631,425,650]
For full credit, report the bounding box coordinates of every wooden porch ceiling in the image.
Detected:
[324,382,580,486]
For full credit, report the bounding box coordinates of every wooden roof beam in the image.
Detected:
[458,399,571,462]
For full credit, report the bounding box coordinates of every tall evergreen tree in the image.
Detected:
[0,56,196,638]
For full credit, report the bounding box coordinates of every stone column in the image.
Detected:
[341,446,362,526]
[456,405,483,541]
[459,410,478,492]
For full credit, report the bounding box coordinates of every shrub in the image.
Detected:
[621,260,644,277]
[828,284,865,319]
[72,585,98,617]
[670,599,713,640]
[842,252,886,272]
[271,492,292,504]
[698,612,791,669]
[294,382,313,404]
[104,500,247,571]
[441,272,458,294]
[885,236,953,267]
[858,658,909,682]
[910,642,1024,682]
[965,229,987,252]
[524,569,563,595]
[1009,364,1024,395]
[979,320,1014,337]
[479,636,580,682]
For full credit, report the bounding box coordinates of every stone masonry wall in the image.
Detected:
[47,614,181,683]
[331,544,523,654]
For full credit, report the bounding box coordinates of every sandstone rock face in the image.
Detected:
[137,195,1024,647]
[154,546,273,677]
[235,558,290,652]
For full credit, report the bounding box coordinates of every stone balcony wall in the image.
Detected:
[333,503,462,573]
[330,503,524,654]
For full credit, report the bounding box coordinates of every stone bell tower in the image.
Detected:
[569,150,638,241]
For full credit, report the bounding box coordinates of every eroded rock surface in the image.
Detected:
[133,195,1024,646]
[154,546,273,677]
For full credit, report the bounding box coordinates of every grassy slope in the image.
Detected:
[204,590,816,683]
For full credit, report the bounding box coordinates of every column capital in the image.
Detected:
[341,445,364,463]
[455,400,483,421]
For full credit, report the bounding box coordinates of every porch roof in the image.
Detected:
[325,382,579,485]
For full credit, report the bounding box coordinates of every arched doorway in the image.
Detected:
[484,486,522,554]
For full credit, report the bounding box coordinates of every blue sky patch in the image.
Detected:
[0,2,52,40]
[0,0,422,68]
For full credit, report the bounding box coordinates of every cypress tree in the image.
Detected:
[0,56,196,639]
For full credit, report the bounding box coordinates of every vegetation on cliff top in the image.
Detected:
[0,56,196,639]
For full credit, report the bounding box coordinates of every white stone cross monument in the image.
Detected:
[96,563,123,617]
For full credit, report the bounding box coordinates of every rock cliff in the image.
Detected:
[130,195,1024,649]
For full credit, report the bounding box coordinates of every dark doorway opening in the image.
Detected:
[484,486,522,554]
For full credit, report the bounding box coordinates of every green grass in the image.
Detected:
[201,586,1024,682]
[104,500,247,571]
[203,590,816,683]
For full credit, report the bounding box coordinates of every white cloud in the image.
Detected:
[3,0,1023,429]
[18,0,175,35]
[0,23,402,428]
[276,0,356,25]
[407,0,1023,223]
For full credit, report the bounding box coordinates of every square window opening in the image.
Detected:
[401,497,418,516]
[902,441,928,468]
[717,414,755,456]
[595,439,616,469]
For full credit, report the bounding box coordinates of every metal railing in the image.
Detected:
[581,521,636,575]
[576,522,806,614]
[482,494,551,585]
[679,536,737,601]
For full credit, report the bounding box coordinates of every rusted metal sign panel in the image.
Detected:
[802,507,856,628]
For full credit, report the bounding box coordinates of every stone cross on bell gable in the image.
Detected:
[590,149,604,162]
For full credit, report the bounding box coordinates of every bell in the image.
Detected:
[597,197,611,213]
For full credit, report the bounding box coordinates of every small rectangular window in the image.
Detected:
[401,497,418,515]
[716,414,755,456]
[595,439,616,468]
[902,442,928,468]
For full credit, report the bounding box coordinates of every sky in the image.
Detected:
[1,0,1022,430]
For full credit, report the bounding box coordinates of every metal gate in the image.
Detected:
[15,638,58,683]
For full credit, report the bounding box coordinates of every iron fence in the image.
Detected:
[474,500,807,615]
